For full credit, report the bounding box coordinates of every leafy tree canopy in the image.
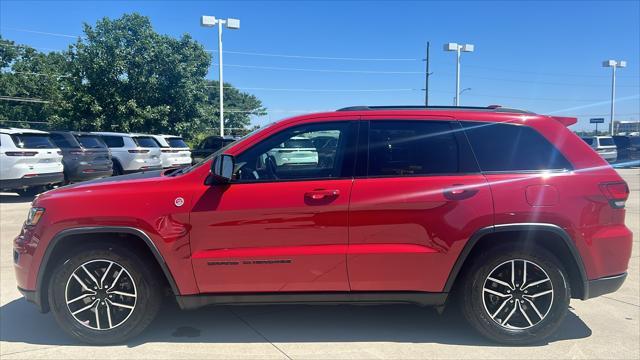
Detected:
[0,14,265,141]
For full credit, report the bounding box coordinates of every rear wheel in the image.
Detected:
[112,161,123,176]
[460,244,570,345]
[48,244,162,344]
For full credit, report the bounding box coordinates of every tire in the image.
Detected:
[460,243,570,345]
[112,161,123,176]
[48,243,162,345]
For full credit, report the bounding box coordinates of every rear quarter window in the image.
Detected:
[133,137,161,148]
[11,134,56,149]
[101,136,125,148]
[166,138,189,148]
[598,137,615,146]
[461,121,573,172]
[76,135,107,149]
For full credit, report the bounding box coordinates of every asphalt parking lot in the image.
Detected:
[0,169,638,359]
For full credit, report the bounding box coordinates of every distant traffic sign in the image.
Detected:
[590,118,605,124]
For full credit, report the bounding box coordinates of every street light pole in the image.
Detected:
[201,15,240,137]
[455,46,460,106]
[445,43,474,106]
[217,20,224,137]
[603,59,626,135]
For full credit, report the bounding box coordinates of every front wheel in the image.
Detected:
[48,244,162,344]
[460,244,570,345]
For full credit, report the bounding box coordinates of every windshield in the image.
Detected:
[167,137,189,148]
[75,135,107,149]
[11,134,56,149]
[133,136,161,148]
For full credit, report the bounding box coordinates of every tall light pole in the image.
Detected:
[602,60,626,135]
[444,43,474,106]
[201,15,240,137]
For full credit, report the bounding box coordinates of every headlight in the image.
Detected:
[25,207,45,226]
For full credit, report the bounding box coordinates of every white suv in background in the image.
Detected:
[267,136,319,166]
[92,132,162,175]
[0,128,64,196]
[149,134,192,168]
[581,136,618,162]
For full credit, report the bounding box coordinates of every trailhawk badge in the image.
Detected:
[174,197,185,207]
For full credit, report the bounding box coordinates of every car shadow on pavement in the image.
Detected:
[0,194,33,203]
[1,297,591,347]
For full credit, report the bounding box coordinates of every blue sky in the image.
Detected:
[1,0,639,130]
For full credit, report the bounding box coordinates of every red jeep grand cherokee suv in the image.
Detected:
[14,106,632,345]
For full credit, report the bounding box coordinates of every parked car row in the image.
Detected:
[1,128,193,196]
[580,135,640,165]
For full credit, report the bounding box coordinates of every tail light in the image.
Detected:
[599,181,629,209]
[5,151,37,156]
[161,149,179,153]
[128,149,149,154]
[69,150,85,155]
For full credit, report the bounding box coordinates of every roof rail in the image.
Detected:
[336,105,534,114]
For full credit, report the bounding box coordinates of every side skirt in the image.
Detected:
[176,292,448,310]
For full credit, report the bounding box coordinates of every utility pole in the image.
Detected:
[424,42,431,106]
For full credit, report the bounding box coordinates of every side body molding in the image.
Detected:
[443,223,589,299]
[36,226,179,310]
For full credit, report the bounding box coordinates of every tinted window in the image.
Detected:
[368,121,476,176]
[283,138,314,148]
[598,137,615,146]
[50,133,76,148]
[235,122,355,182]
[75,135,107,149]
[101,136,125,148]
[133,136,160,148]
[581,137,594,145]
[462,122,572,172]
[166,138,188,148]
[11,134,56,149]
[203,137,223,150]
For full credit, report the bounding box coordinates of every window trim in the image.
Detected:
[230,120,359,184]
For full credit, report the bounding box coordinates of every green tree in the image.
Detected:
[0,36,71,129]
[0,14,265,141]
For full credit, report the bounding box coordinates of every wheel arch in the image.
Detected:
[35,226,179,312]
[444,223,588,300]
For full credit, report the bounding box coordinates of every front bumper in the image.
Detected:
[583,272,627,300]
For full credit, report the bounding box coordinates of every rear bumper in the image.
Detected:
[65,166,113,182]
[583,272,627,300]
[0,172,64,190]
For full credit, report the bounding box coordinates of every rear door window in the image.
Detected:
[133,136,160,148]
[367,120,478,176]
[11,134,56,149]
[75,135,107,149]
[461,121,572,172]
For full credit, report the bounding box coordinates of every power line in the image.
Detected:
[1,27,81,39]
[0,96,50,103]
[218,63,424,74]
[206,49,419,61]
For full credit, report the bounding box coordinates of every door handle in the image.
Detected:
[443,184,479,200]
[305,189,340,200]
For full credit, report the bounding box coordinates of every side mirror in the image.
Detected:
[207,154,235,185]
